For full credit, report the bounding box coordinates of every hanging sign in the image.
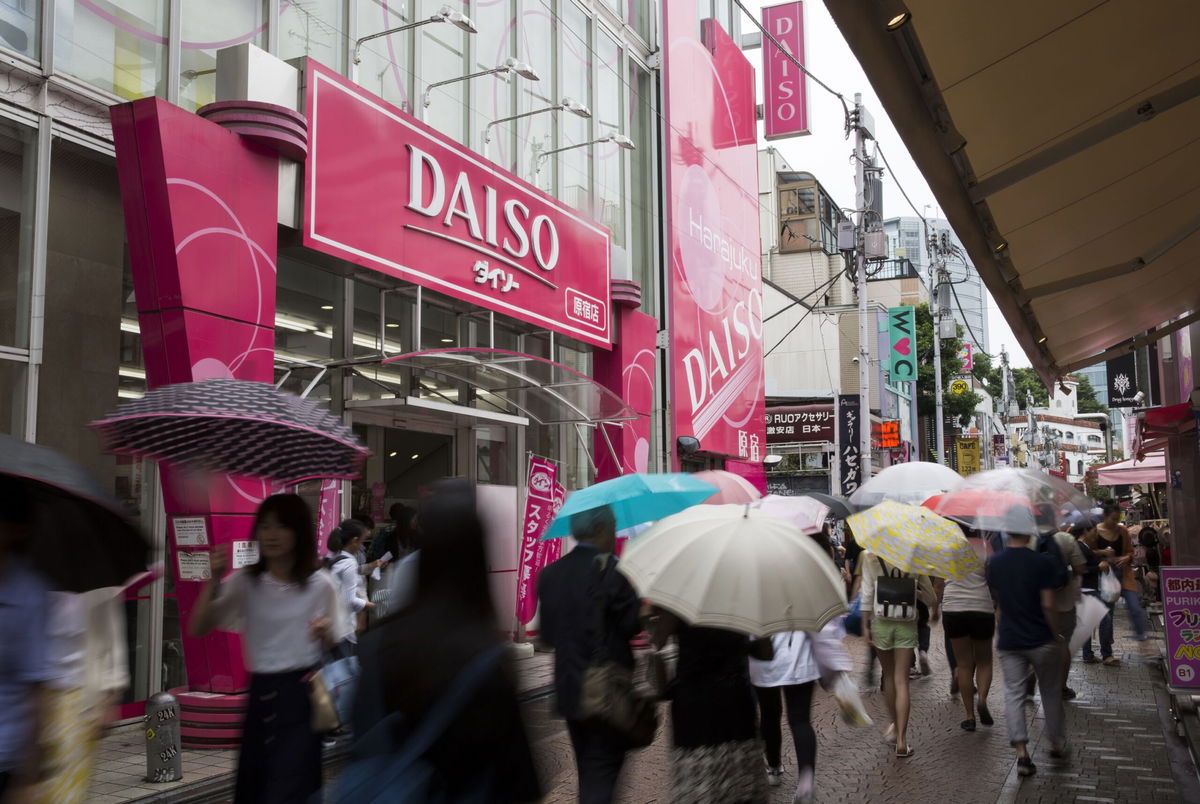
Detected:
[887,306,916,382]
[1161,567,1200,687]
[1106,352,1140,407]
[957,342,974,371]
[956,437,981,476]
[516,456,560,625]
[762,2,810,140]
[837,394,862,496]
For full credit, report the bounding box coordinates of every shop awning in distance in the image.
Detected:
[1094,451,1166,487]
[382,349,638,426]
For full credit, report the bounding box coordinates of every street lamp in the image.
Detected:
[351,6,477,85]
[534,132,635,174]
[1074,412,1114,463]
[483,98,591,154]
[422,58,540,111]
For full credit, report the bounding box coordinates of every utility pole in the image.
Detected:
[999,346,1012,465]
[928,230,949,465]
[852,94,873,479]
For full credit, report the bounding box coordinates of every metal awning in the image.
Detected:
[826,0,1200,386]
[381,348,639,426]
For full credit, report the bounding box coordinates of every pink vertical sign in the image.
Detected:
[316,479,340,551]
[762,2,810,140]
[516,457,559,625]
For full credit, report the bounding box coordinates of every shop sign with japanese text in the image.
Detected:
[837,394,862,496]
[765,404,834,443]
[303,61,612,349]
[1162,568,1200,687]
[516,457,563,626]
[956,437,981,476]
[872,419,901,450]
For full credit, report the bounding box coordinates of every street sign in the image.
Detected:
[887,306,916,382]
[950,379,969,395]
[1161,567,1200,687]
[956,437,981,476]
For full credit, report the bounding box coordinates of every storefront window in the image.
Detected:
[276,256,339,362]
[0,119,34,349]
[475,423,515,485]
[352,281,410,358]
[0,0,39,59]
[595,32,623,245]
[180,0,267,111]
[278,0,344,70]
[517,1,555,183]
[355,0,413,110]
[470,0,515,166]
[56,0,168,99]
[628,58,654,308]
[627,0,654,44]
[420,0,467,142]
[558,0,590,207]
[0,359,28,434]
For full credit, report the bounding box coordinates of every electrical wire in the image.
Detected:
[764,269,848,357]
[764,260,845,322]
[949,281,993,359]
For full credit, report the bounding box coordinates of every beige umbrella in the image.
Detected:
[617,504,847,637]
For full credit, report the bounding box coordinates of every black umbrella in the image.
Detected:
[798,491,857,520]
[90,379,369,484]
[0,435,150,593]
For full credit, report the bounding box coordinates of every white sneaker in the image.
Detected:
[793,769,815,803]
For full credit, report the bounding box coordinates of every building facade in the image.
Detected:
[0,0,768,720]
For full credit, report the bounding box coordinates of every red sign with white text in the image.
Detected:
[516,456,560,625]
[763,2,810,140]
[664,12,766,462]
[303,61,612,348]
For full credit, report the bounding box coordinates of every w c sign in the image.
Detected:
[888,306,917,382]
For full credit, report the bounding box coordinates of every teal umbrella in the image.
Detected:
[542,473,718,540]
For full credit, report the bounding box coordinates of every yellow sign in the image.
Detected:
[956,437,981,476]
[950,379,969,395]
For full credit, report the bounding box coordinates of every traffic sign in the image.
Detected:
[950,379,969,395]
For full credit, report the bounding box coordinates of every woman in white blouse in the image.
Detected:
[190,494,341,804]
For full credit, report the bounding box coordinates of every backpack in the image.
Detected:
[323,553,352,572]
[873,558,917,621]
[1036,532,1071,590]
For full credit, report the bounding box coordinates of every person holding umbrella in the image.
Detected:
[189,494,342,804]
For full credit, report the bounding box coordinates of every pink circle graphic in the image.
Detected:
[676,164,727,313]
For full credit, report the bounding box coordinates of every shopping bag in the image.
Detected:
[829,672,872,727]
[307,654,360,733]
[1099,569,1122,604]
[1070,595,1110,656]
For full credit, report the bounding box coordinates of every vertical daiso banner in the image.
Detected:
[516,456,560,625]
[762,2,810,140]
[1161,568,1200,687]
[837,394,862,497]
[664,7,766,465]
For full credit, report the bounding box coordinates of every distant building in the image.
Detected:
[1004,378,1105,484]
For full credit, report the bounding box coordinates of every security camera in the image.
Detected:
[1133,391,1146,404]
[851,357,860,364]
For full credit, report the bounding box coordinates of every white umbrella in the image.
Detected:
[617,504,847,637]
[849,461,965,507]
[753,495,830,535]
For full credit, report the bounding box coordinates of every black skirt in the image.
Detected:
[234,669,322,804]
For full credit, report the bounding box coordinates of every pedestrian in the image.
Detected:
[325,520,376,650]
[537,505,641,804]
[937,527,996,731]
[1043,517,1087,700]
[1096,502,1151,657]
[189,494,341,804]
[750,631,819,801]
[1076,519,1115,665]
[860,551,936,758]
[352,479,541,801]
[1139,526,1162,605]
[986,524,1068,777]
[368,502,416,565]
[654,610,767,804]
[0,481,53,802]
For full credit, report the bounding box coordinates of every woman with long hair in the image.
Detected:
[937,527,995,732]
[189,494,340,804]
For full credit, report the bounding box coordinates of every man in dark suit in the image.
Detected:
[537,505,641,804]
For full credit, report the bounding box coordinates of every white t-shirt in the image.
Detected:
[941,567,993,613]
[749,631,820,688]
[211,569,340,673]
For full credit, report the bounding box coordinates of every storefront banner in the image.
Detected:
[887,306,916,382]
[956,437,982,476]
[873,420,901,450]
[837,394,862,497]
[316,478,340,545]
[303,61,612,349]
[766,404,834,443]
[664,10,766,461]
[762,2,810,140]
[1106,352,1140,407]
[516,457,559,625]
[1161,568,1200,687]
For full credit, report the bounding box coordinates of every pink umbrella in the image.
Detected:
[754,495,830,535]
[694,469,763,505]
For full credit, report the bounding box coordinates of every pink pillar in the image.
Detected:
[594,280,656,481]
[112,99,294,693]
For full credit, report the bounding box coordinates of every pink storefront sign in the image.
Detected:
[302,61,612,349]
[516,456,559,625]
[663,10,767,462]
[1161,568,1200,688]
[762,2,810,140]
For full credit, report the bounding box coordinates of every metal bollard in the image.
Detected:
[144,691,182,783]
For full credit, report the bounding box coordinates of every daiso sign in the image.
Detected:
[302,61,611,348]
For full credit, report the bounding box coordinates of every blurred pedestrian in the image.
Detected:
[860,551,935,758]
[369,503,416,565]
[0,481,53,803]
[1044,518,1086,700]
[1076,519,1114,664]
[986,526,1067,777]
[538,505,640,804]
[189,494,341,804]
[325,520,376,649]
[937,528,995,732]
[353,480,541,801]
[750,631,818,801]
[1096,503,1150,656]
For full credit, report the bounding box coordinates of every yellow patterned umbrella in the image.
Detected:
[847,500,982,580]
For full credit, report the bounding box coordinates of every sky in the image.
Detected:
[741,1,1032,368]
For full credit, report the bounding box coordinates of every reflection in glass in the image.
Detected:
[471,0,514,164]
[0,119,34,348]
[0,0,40,59]
[595,32,623,244]
[420,0,466,141]
[558,1,591,208]
[355,0,412,110]
[278,0,344,70]
[517,5,555,183]
[180,0,267,111]
[56,0,168,99]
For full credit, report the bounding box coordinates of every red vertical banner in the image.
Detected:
[763,2,810,140]
[516,456,559,625]
[316,479,340,550]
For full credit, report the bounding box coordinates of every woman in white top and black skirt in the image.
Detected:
[936,526,996,732]
[189,494,341,804]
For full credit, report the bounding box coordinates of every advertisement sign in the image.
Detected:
[1162,568,1200,687]
[765,404,834,443]
[887,306,916,382]
[303,61,612,349]
[873,420,901,450]
[993,434,1006,458]
[950,378,970,395]
[172,517,208,547]
[956,437,981,476]
[1106,352,1140,407]
[664,9,766,461]
[231,540,260,569]
[316,479,340,545]
[957,342,974,371]
[837,394,862,496]
[762,2,810,140]
[516,457,560,625]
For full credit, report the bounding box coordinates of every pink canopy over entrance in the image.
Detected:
[1095,452,1166,487]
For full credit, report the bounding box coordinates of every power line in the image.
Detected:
[764,269,848,357]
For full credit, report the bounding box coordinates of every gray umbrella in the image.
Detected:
[0,434,150,592]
